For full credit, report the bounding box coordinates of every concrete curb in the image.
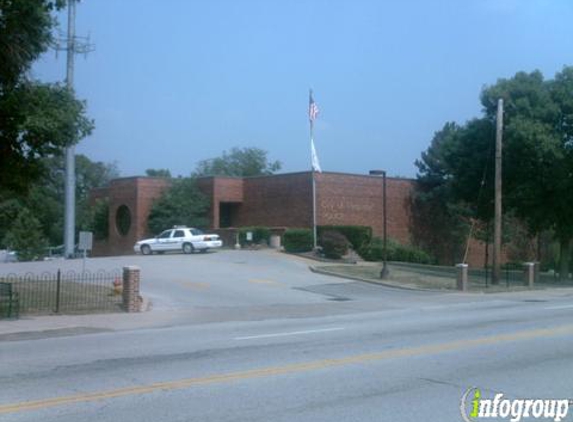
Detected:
[308,265,445,292]
[283,252,358,265]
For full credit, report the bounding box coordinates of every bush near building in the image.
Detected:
[319,230,350,259]
[283,229,313,253]
[238,227,271,246]
[359,237,435,264]
[318,225,372,251]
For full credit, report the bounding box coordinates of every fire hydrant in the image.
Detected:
[113,277,122,295]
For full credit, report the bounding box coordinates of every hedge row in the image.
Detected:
[282,225,433,264]
[283,229,313,252]
[359,237,435,264]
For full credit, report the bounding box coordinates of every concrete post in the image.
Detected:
[456,263,469,291]
[122,266,141,312]
[523,262,535,288]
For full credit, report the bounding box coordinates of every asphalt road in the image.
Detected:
[1,250,573,422]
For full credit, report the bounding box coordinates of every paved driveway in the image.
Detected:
[1,249,563,329]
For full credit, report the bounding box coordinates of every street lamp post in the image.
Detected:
[369,170,389,279]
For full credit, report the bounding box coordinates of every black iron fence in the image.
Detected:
[468,263,528,288]
[389,261,573,290]
[0,269,123,317]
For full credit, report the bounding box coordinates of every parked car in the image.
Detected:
[134,227,222,255]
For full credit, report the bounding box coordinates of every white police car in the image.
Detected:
[134,227,222,255]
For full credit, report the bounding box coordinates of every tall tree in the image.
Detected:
[413,122,471,264]
[0,0,94,195]
[145,169,172,178]
[418,67,573,279]
[147,177,209,235]
[194,147,281,177]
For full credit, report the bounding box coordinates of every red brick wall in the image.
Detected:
[236,172,314,228]
[135,178,171,238]
[316,173,413,245]
[197,178,244,229]
[91,177,169,256]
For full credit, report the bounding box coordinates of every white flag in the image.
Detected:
[311,137,322,172]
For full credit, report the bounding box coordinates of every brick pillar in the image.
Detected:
[456,263,468,291]
[122,266,141,312]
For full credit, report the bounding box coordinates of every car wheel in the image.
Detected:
[140,245,152,255]
[182,243,194,254]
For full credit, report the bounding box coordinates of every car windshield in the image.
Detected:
[191,229,203,235]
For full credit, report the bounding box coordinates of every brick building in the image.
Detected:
[90,170,501,266]
[91,171,414,256]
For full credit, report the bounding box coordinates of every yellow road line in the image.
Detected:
[248,279,281,286]
[2,324,573,415]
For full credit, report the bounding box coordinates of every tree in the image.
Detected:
[0,155,119,247]
[87,198,109,241]
[0,0,94,195]
[480,69,573,279]
[75,155,119,232]
[194,147,281,177]
[413,122,471,264]
[147,177,209,235]
[145,169,172,178]
[3,208,48,261]
[417,67,573,279]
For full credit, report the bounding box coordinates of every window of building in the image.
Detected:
[115,205,132,236]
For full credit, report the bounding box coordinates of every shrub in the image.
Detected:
[283,229,313,253]
[318,225,372,251]
[320,230,350,259]
[2,208,48,261]
[359,237,434,264]
[238,227,271,245]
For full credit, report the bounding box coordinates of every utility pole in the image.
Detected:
[58,0,94,258]
[492,99,504,284]
[63,0,76,259]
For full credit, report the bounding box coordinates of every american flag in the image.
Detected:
[309,90,319,122]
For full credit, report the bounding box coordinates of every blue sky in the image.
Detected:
[33,0,573,178]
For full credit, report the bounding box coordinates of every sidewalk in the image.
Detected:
[0,311,174,338]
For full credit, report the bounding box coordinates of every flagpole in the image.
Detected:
[311,113,318,250]
[309,88,319,251]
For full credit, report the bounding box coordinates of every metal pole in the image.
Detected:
[381,171,389,279]
[64,0,76,259]
[55,269,61,314]
[82,248,86,273]
[492,98,503,284]
[312,172,318,250]
[369,170,389,278]
[310,89,318,250]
